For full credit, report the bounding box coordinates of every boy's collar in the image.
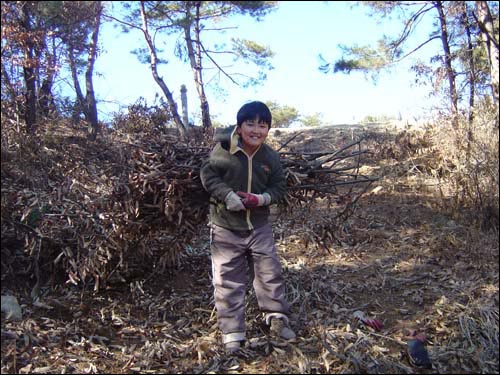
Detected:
[229,126,242,155]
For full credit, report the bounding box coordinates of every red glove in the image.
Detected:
[236,191,261,208]
[236,191,270,208]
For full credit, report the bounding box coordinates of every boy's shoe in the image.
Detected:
[270,317,296,340]
[225,340,243,354]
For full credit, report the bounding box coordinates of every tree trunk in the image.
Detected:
[456,1,476,163]
[475,1,499,110]
[184,2,212,130]
[435,1,459,129]
[38,77,56,117]
[68,48,86,123]
[23,66,37,133]
[84,2,102,141]
[139,1,187,139]
[20,3,37,133]
[36,20,58,118]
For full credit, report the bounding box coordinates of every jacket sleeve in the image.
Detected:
[200,146,233,203]
[264,150,287,203]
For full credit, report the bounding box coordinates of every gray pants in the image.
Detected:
[210,223,290,343]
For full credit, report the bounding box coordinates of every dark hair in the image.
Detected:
[236,101,272,128]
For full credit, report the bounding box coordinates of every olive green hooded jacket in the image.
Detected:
[200,125,287,231]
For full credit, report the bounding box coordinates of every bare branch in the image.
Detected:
[199,41,239,85]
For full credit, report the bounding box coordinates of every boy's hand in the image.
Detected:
[224,191,246,211]
[236,191,270,208]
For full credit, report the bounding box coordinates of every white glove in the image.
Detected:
[224,191,246,211]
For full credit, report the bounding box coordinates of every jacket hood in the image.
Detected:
[213,125,236,143]
[214,125,241,154]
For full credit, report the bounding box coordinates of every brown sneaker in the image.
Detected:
[270,317,296,340]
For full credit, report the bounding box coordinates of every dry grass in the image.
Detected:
[426,103,499,230]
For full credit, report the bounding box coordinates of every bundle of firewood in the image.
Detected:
[274,132,377,251]
[114,131,377,259]
[118,131,376,231]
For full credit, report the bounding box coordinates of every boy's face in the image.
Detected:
[237,118,270,154]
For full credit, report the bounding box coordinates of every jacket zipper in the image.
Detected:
[246,155,253,230]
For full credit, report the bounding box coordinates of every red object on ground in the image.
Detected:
[353,310,384,331]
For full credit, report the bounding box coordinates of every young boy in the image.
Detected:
[200,101,295,353]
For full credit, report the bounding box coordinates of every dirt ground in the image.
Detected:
[1,124,498,374]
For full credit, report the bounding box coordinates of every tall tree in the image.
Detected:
[31,1,64,118]
[1,1,104,138]
[57,1,103,140]
[108,1,276,131]
[475,1,499,108]
[319,2,438,80]
[173,1,277,129]
[318,1,497,127]
[435,0,459,128]
[180,1,212,129]
[138,0,187,138]
[105,1,187,137]
[1,1,44,132]
[83,1,102,140]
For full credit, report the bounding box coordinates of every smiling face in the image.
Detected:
[237,118,270,155]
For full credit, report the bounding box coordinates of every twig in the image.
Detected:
[288,178,378,190]
[277,131,303,152]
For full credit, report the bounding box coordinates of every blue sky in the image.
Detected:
[91,1,442,126]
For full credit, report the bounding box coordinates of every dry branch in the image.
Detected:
[276,136,377,251]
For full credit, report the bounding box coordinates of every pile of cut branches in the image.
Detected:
[1,123,375,291]
[118,129,377,255]
[275,131,377,250]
